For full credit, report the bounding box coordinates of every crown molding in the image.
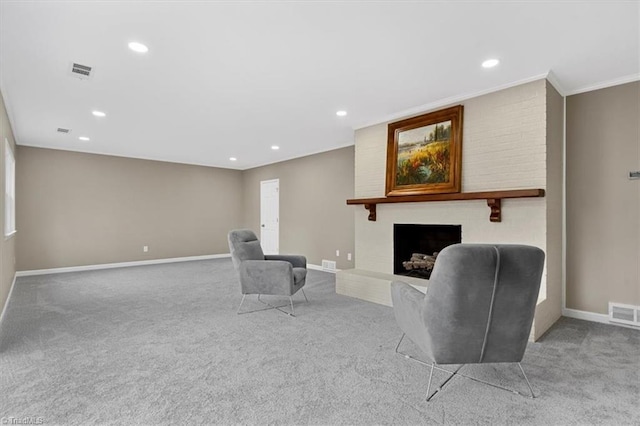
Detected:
[565,73,640,96]
[354,70,640,130]
[354,73,550,130]
[545,70,566,96]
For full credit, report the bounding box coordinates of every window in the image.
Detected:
[5,138,15,237]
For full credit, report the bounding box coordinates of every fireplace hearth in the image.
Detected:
[393,224,461,279]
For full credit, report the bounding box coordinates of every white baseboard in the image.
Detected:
[0,273,17,330]
[562,308,610,325]
[564,307,640,330]
[307,263,341,273]
[15,253,231,277]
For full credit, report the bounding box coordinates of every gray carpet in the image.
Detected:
[1,258,638,425]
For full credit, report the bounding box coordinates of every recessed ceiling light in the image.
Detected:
[229,157,237,161]
[92,110,106,117]
[336,110,347,117]
[78,136,90,141]
[482,58,500,68]
[271,145,280,150]
[128,41,149,53]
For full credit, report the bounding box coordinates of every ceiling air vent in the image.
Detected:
[69,62,93,80]
[56,128,71,133]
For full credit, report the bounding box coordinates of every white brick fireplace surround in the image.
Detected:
[337,79,563,340]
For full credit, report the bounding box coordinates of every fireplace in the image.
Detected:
[393,224,462,279]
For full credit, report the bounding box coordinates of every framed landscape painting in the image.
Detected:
[385,105,463,196]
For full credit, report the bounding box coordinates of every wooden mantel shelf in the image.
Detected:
[346,189,545,222]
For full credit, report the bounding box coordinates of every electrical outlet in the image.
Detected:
[336,250,340,257]
[143,246,148,252]
[347,253,352,261]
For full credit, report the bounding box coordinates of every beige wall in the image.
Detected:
[535,81,564,335]
[7,79,639,328]
[242,147,355,270]
[352,79,562,339]
[566,81,640,314]
[16,147,243,271]
[0,91,17,316]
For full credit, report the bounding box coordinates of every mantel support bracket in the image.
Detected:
[362,199,502,222]
[364,204,377,221]
[487,198,501,222]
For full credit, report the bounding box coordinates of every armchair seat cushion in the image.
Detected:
[293,267,307,285]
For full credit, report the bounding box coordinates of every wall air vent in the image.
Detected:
[69,62,93,80]
[322,260,337,272]
[56,128,71,133]
[609,302,640,327]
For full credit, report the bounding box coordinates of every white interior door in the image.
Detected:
[260,179,279,255]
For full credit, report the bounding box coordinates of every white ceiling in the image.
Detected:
[1,1,638,170]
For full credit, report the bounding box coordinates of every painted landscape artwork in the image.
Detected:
[385,105,462,196]
[396,120,452,185]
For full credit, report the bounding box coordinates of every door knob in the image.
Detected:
[261,224,265,227]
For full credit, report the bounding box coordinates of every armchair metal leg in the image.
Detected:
[236,294,247,315]
[426,363,435,401]
[395,334,453,373]
[394,333,536,401]
[394,333,407,354]
[396,333,445,369]
[426,363,464,402]
[518,363,536,398]
[301,288,309,303]
[450,365,536,399]
[237,294,291,316]
[257,294,296,317]
[396,334,463,401]
[236,291,308,317]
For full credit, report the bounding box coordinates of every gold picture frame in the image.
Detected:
[385,105,463,196]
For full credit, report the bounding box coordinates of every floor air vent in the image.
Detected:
[69,62,93,80]
[609,302,640,327]
[321,260,337,272]
[57,128,71,133]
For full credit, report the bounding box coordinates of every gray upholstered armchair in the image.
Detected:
[391,243,545,401]
[228,229,308,316]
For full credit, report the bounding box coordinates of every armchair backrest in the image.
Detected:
[228,229,265,270]
[423,244,544,365]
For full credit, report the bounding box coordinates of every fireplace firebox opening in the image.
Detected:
[393,224,462,279]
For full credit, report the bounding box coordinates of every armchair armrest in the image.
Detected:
[391,281,425,314]
[264,254,307,269]
[239,260,295,295]
[391,281,429,347]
